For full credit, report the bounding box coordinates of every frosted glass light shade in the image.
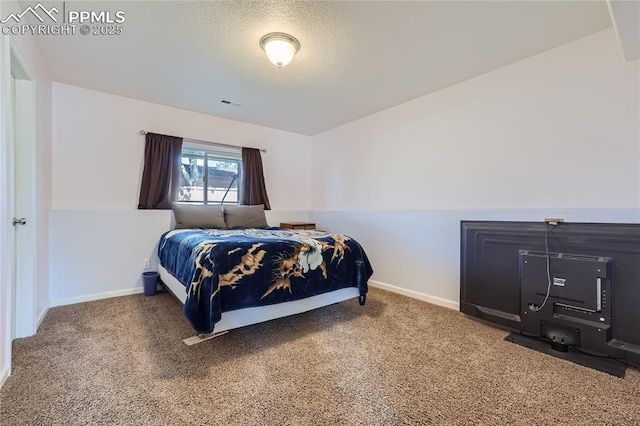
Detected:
[259,33,300,68]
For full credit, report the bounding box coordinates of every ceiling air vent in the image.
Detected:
[220,99,241,107]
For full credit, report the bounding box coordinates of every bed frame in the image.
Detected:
[158,263,360,345]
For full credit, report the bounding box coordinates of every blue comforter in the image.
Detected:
[158,228,372,334]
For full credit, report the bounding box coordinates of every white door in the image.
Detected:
[9,72,16,341]
[10,46,37,339]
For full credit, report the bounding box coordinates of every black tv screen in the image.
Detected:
[460,221,640,363]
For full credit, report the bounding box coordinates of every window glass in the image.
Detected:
[178,147,241,205]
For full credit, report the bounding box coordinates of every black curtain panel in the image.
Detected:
[138,132,183,209]
[241,147,271,210]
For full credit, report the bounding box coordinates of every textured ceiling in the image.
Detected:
[29,1,612,135]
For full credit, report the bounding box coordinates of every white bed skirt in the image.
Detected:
[158,263,360,334]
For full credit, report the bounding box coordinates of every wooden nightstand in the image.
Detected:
[280,222,316,230]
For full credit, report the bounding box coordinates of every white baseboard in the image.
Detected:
[369,280,459,311]
[0,365,9,390]
[36,305,49,329]
[11,306,48,338]
[49,282,458,312]
[50,287,145,308]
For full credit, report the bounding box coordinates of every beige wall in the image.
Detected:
[310,29,640,306]
[49,83,312,304]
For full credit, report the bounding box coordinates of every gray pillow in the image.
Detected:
[224,205,268,229]
[172,203,227,229]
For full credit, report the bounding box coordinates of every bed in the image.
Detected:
[157,226,373,338]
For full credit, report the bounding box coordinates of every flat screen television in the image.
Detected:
[460,221,640,364]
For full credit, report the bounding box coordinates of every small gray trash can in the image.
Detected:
[142,271,159,296]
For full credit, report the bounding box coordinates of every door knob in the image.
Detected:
[12,217,27,226]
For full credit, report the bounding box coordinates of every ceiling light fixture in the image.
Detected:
[259,32,300,68]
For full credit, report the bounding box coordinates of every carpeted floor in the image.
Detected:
[1,288,638,425]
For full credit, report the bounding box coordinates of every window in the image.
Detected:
[178,145,241,205]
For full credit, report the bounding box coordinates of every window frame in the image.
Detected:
[178,142,242,206]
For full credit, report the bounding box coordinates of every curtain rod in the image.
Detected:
[139,130,267,153]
